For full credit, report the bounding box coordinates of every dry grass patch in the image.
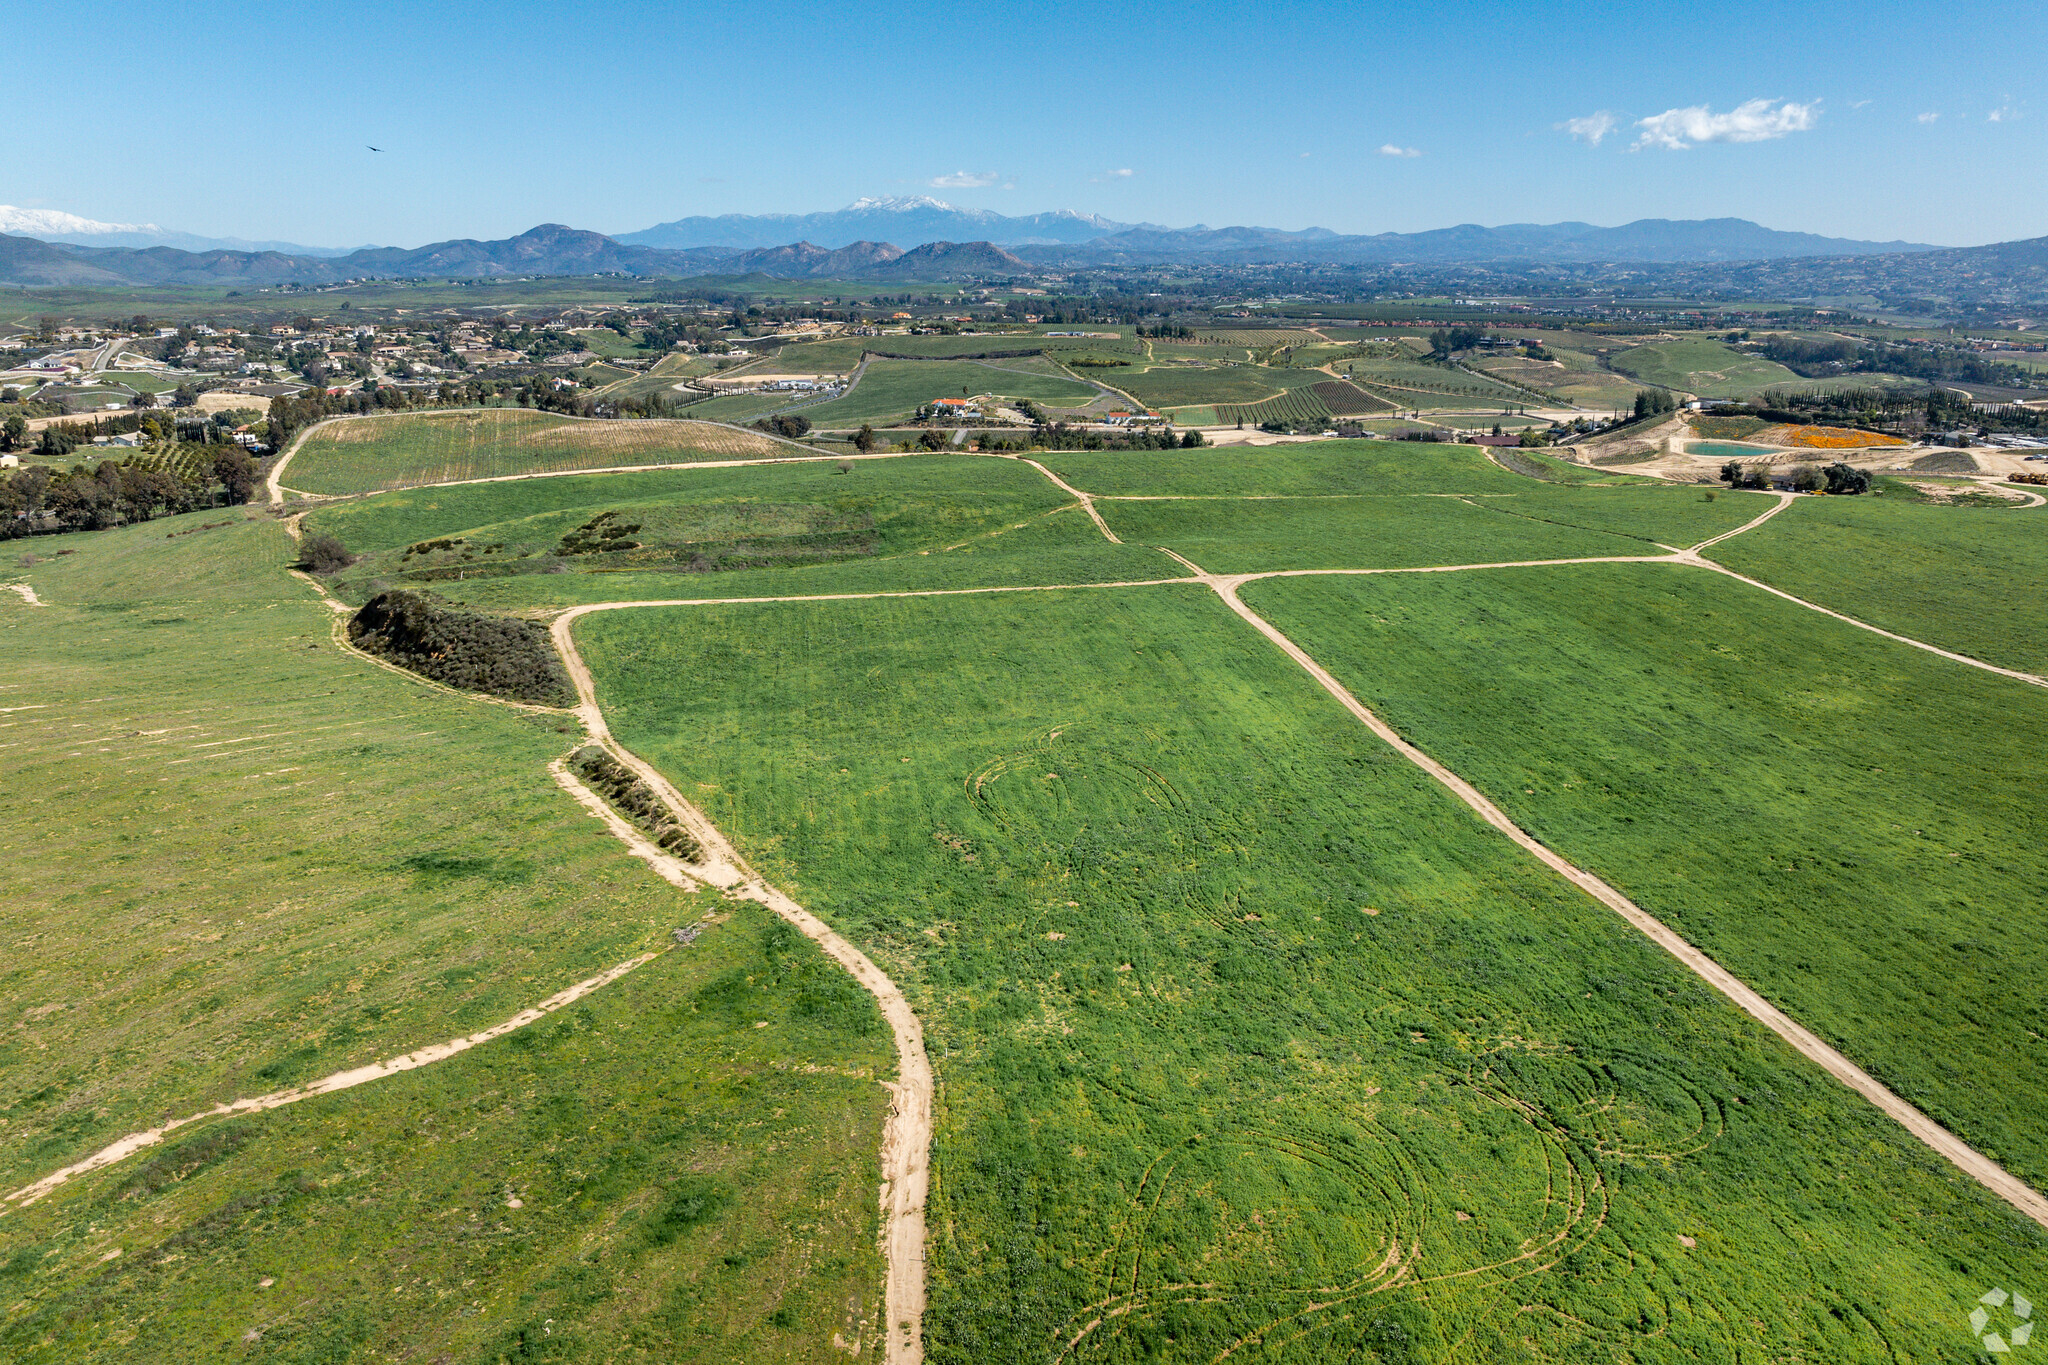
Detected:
[287,410,786,495]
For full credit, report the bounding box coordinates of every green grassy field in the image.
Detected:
[1244,563,2048,1185]
[1706,492,2048,675]
[1091,476,1763,573]
[300,455,1094,599]
[799,359,1096,427]
[16,420,2048,1359]
[1112,365,1329,409]
[569,327,648,359]
[1606,338,1803,398]
[1095,496,1647,572]
[413,505,1174,612]
[572,585,2048,1364]
[0,511,893,1361]
[283,410,786,494]
[1043,439,1551,497]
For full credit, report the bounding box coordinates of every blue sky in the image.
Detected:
[11,0,2044,249]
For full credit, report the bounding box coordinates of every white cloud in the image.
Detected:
[1558,111,1619,145]
[1091,168,1136,183]
[1632,98,1818,150]
[1377,144,1422,158]
[927,170,997,189]
[1989,103,2019,123]
[1850,98,1873,110]
[1917,111,1940,124]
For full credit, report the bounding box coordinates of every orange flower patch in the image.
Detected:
[1765,424,1905,449]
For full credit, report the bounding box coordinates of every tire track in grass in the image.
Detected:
[552,603,935,1365]
[1154,544,2048,1233]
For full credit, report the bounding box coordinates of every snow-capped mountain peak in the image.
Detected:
[0,205,162,236]
[844,196,957,213]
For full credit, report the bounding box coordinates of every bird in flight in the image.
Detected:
[367,145,383,152]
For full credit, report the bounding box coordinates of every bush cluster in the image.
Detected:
[347,590,573,706]
[1,445,257,539]
[556,511,641,556]
[568,745,702,860]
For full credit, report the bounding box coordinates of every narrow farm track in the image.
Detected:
[552,604,935,1365]
[0,952,662,1214]
[1154,545,2048,1234]
[1013,456,1123,542]
[172,439,2044,1350]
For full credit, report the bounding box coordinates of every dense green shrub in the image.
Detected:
[569,745,702,860]
[347,590,572,705]
[298,533,353,574]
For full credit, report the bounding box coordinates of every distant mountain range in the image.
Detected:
[0,224,1030,288]
[0,201,2013,302]
[0,205,362,256]
[618,201,1937,264]
[618,196,1137,250]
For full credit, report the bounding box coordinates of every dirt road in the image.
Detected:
[1151,545,2048,1233]
[552,604,935,1365]
[1,952,660,1213]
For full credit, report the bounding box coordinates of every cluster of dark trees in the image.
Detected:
[1734,386,2042,438]
[1632,389,1680,420]
[752,414,813,439]
[1135,323,1194,339]
[347,589,573,706]
[1761,337,2042,389]
[264,385,451,449]
[1428,326,1486,357]
[1718,459,1871,494]
[1,445,258,538]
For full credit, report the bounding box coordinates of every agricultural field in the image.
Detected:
[798,358,1097,427]
[571,584,2048,1363]
[772,331,1136,375]
[281,409,785,495]
[1243,562,2048,1184]
[569,327,649,359]
[680,390,807,424]
[1216,387,1332,428]
[0,512,893,1361]
[1112,365,1329,410]
[1194,327,1328,346]
[1310,378,1396,415]
[1340,359,1531,408]
[11,413,2048,1363]
[1705,490,2048,675]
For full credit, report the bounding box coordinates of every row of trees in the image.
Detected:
[2,445,258,538]
[1718,459,1871,495]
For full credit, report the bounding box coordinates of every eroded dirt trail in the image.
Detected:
[1154,545,2048,1233]
[552,604,934,1365]
[0,952,660,1213]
